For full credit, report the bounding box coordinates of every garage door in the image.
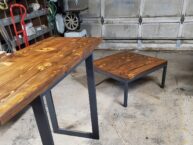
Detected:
[81,0,193,48]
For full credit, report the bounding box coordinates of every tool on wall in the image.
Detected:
[0,0,15,52]
[28,3,40,12]
[10,3,29,49]
[0,0,8,10]
[0,24,15,52]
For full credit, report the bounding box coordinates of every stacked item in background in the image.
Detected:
[55,0,88,37]
[0,0,53,52]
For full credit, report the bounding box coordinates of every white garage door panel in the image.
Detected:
[81,0,193,48]
[182,23,193,37]
[104,0,140,18]
[143,0,182,17]
[81,0,101,17]
[103,24,138,38]
[142,23,179,38]
[82,24,102,37]
[185,0,193,16]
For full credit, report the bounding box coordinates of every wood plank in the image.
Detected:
[0,37,101,125]
[94,51,167,80]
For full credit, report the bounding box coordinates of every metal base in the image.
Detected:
[161,65,167,88]
[31,96,54,145]
[123,82,128,107]
[122,64,167,107]
[46,54,99,139]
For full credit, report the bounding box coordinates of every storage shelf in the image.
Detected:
[1,27,53,50]
[0,9,48,26]
[0,0,52,52]
[14,27,53,45]
[28,27,52,41]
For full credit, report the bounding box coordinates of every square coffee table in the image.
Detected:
[94,51,167,107]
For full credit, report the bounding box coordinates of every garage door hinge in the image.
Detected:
[101,16,104,25]
[180,15,185,24]
[139,16,143,24]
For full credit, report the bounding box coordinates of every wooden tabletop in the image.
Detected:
[94,52,167,80]
[0,37,101,125]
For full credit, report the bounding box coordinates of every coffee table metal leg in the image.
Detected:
[31,96,54,145]
[85,54,99,139]
[123,82,129,107]
[161,65,167,88]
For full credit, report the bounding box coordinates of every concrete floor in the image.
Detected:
[1,50,193,145]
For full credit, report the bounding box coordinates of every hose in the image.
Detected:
[47,1,57,34]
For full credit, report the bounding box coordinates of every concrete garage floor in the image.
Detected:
[1,50,193,145]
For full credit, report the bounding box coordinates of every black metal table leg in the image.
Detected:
[123,82,129,107]
[31,96,54,145]
[45,91,59,133]
[46,90,93,138]
[85,54,99,139]
[45,54,99,139]
[161,65,167,88]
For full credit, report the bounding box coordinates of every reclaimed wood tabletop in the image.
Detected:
[94,52,167,80]
[0,37,101,125]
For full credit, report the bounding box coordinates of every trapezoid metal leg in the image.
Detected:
[44,54,99,139]
[85,54,100,139]
[45,91,59,133]
[31,96,54,145]
[45,91,93,138]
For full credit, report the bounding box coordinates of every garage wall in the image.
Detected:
[80,0,193,50]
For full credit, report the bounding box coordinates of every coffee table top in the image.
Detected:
[0,37,101,125]
[94,52,167,80]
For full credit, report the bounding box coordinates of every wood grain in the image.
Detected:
[94,51,167,80]
[0,37,101,125]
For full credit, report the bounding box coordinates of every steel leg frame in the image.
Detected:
[31,96,54,145]
[45,91,59,133]
[123,82,129,107]
[85,54,99,139]
[121,64,167,107]
[161,65,167,88]
[46,54,99,139]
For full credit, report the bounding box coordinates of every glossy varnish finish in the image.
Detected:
[94,52,167,80]
[0,37,101,125]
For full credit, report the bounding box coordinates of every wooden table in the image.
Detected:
[0,37,101,145]
[94,51,167,107]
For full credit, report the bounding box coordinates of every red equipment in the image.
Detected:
[10,4,29,49]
